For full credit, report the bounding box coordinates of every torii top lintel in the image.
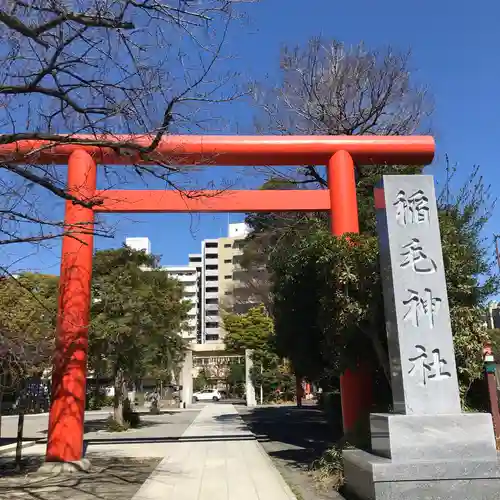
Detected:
[0,135,435,166]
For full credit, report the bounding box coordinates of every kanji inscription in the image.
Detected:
[402,288,442,329]
[376,175,461,415]
[393,189,430,227]
[400,238,437,274]
[408,345,452,386]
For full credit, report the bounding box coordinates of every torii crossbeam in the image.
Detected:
[0,135,434,463]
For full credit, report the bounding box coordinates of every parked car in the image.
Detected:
[192,389,221,402]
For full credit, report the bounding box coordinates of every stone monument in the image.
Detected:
[245,349,257,407]
[180,348,193,407]
[343,175,500,499]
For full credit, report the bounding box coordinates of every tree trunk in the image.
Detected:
[113,369,126,426]
[0,390,3,438]
[296,375,303,408]
[94,369,101,406]
[15,411,24,469]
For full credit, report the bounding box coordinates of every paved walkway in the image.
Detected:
[132,404,297,500]
[1,404,297,499]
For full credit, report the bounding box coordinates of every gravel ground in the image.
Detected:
[0,456,159,500]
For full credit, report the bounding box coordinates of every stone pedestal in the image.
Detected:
[343,413,500,500]
[342,175,500,499]
[37,458,91,475]
[343,449,500,500]
[180,349,193,407]
[245,349,257,407]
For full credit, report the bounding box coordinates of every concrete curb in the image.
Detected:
[253,434,298,500]
[0,439,44,456]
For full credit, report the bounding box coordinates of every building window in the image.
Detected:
[190,257,201,263]
[224,259,231,264]
[206,287,218,293]
[205,253,218,259]
[206,276,218,282]
[225,291,231,296]
[224,243,232,248]
[206,334,219,341]
[206,264,218,270]
[205,242,218,248]
[206,322,219,328]
[206,298,218,305]
[224,275,232,279]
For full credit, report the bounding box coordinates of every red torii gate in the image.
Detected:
[0,135,434,463]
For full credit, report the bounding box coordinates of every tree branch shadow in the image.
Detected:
[0,456,159,499]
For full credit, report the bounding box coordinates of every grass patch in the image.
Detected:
[104,402,141,432]
[105,415,130,432]
[310,442,346,492]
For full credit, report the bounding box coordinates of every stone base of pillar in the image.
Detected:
[37,458,91,475]
[343,412,500,499]
[343,449,500,500]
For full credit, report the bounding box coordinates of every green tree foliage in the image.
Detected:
[89,246,189,425]
[266,167,499,408]
[243,38,497,414]
[0,273,58,382]
[223,305,274,352]
[194,368,211,392]
[226,361,245,397]
[0,273,58,436]
[223,305,295,402]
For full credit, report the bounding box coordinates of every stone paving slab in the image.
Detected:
[1,409,201,459]
[0,408,200,440]
[0,405,297,499]
[132,404,297,500]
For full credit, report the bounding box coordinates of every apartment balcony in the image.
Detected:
[205,304,219,313]
[183,284,198,294]
[182,332,197,342]
[205,328,221,341]
[205,314,220,323]
[204,268,219,277]
[205,291,219,300]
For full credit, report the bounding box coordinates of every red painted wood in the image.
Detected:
[0,134,435,166]
[46,151,95,462]
[93,189,331,213]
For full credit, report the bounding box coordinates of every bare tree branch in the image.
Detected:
[253,37,433,186]
[0,0,248,255]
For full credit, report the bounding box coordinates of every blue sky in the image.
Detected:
[7,0,500,273]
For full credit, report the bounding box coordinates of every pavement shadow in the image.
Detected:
[0,455,158,499]
[237,406,342,471]
[212,412,250,433]
[0,437,38,447]
[35,417,163,436]
[83,433,256,448]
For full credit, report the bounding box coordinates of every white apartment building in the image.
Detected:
[124,237,151,254]
[198,222,251,343]
[162,266,199,343]
[124,237,199,343]
[188,253,203,342]
[124,222,252,345]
